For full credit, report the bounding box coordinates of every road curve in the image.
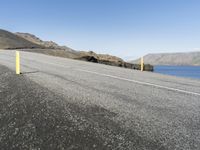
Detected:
[0,50,200,150]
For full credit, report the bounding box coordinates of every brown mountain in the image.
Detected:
[131,52,200,66]
[0,29,41,49]
[16,32,75,52]
[0,29,153,71]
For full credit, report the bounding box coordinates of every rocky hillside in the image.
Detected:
[15,32,127,66]
[0,29,41,49]
[0,29,153,71]
[22,49,154,71]
[131,52,200,66]
[16,32,75,52]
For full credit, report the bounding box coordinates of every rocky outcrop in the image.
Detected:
[76,51,154,71]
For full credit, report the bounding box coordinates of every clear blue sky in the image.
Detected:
[1,0,200,60]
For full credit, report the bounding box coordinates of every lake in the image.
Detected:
[154,66,200,80]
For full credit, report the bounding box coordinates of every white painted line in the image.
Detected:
[2,51,200,96]
[77,69,200,96]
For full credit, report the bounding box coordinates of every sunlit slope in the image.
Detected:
[0,29,41,49]
[131,52,200,66]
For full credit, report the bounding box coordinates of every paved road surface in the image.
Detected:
[0,50,200,150]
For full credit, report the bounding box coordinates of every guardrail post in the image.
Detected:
[16,51,20,74]
[141,56,144,71]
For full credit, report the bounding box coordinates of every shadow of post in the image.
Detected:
[21,71,39,74]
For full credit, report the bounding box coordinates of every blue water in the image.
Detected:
[154,66,200,80]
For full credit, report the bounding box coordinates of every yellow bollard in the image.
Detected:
[16,51,20,74]
[141,56,144,71]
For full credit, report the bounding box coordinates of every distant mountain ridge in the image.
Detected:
[131,52,200,66]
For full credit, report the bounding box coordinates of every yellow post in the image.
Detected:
[141,56,144,71]
[16,51,20,74]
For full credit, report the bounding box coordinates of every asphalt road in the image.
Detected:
[0,50,200,150]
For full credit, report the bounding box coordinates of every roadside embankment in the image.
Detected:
[20,49,154,71]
